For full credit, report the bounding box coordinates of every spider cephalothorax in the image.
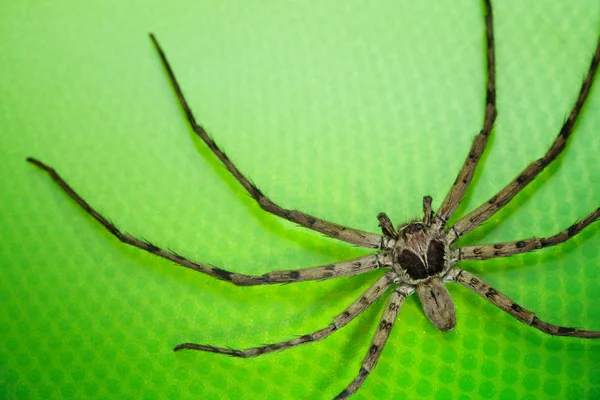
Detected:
[27,0,600,398]
[392,223,447,282]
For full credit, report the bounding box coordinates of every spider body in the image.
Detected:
[382,204,456,332]
[27,0,600,398]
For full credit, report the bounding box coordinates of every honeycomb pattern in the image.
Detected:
[1,0,600,399]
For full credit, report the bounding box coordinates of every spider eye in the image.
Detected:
[401,223,424,235]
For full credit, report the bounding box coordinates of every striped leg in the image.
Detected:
[449,36,600,241]
[175,272,397,355]
[149,34,383,249]
[452,269,600,338]
[334,285,412,399]
[458,208,600,260]
[27,157,390,286]
[436,0,497,224]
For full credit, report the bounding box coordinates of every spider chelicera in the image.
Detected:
[28,0,600,398]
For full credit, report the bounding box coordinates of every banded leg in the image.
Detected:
[27,157,390,286]
[458,208,600,260]
[149,34,383,249]
[436,0,497,224]
[377,212,398,239]
[450,36,600,241]
[334,285,411,399]
[453,269,600,338]
[175,272,397,355]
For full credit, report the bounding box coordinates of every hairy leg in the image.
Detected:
[449,36,600,241]
[458,208,600,260]
[436,0,497,224]
[27,157,389,286]
[452,269,600,338]
[334,285,412,399]
[377,212,398,239]
[175,272,398,355]
[149,34,383,249]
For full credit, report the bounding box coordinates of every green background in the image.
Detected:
[2,0,600,398]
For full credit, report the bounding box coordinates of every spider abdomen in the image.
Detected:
[416,276,457,332]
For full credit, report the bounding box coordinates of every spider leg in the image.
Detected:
[377,212,398,239]
[451,269,600,338]
[175,272,398,355]
[458,208,600,260]
[334,285,412,399]
[149,34,383,249]
[449,36,600,241]
[27,157,390,286]
[436,0,496,224]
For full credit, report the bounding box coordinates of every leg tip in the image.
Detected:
[173,343,189,352]
[26,157,47,170]
[149,33,160,48]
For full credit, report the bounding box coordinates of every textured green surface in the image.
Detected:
[2,0,600,399]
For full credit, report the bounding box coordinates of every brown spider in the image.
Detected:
[27,0,600,398]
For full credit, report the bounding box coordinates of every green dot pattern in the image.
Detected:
[1,0,600,399]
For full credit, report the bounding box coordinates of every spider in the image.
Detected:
[27,0,600,398]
